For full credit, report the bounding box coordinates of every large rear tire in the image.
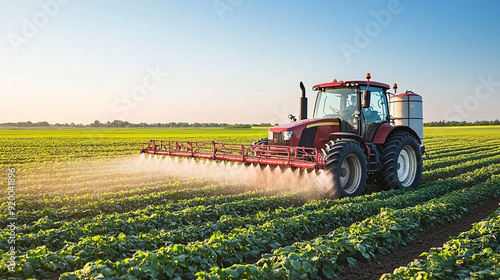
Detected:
[376,132,422,190]
[252,138,268,145]
[323,140,367,198]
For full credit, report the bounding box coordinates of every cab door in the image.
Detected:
[359,86,389,142]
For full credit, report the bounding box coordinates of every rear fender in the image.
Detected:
[373,123,421,144]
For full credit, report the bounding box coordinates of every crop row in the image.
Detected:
[7,145,500,228]
[423,147,500,171]
[0,182,235,227]
[421,153,500,180]
[5,154,197,187]
[425,138,499,153]
[195,178,500,280]
[381,202,500,279]
[0,179,208,212]
[16,159,500,251]
[18,187,285,235]
[0,184,415,278]
[3,179,284,228]
[12,174,199,200]
[13,173,175,195]
[424,137,497,151]
[427,141,500,157]
[2,188,412,279]
[2,191,306,253]
[5,162,500,279]
[10,185,403,253]
[0,174,182,200]
[55,168,500,280]
[4,171,182,198]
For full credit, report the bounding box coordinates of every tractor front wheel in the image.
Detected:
[377,132,422,190]
[323,140,367,198]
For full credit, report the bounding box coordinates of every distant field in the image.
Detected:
[1,126,500,279]
[0,127,269,168]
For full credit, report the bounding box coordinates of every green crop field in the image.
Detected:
[1,126,500,279]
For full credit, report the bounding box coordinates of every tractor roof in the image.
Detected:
[313,80,390,90]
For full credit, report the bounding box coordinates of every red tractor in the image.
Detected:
[142,73,424,198]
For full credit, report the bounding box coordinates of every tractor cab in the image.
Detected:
[312,79,390,142]
[267,74,393,151]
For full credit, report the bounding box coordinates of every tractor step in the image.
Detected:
[367,144,382,172]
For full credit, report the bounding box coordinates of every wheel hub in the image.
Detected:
[397,145,417,187]
[339,154,362,194]
[340,167,347,177]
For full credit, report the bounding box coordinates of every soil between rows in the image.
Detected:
[337,196,500,280]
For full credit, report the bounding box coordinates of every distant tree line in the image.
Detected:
[424,120,500,127]
[224,124,252,129]
[0,121,53,127]
[0,120,275,128]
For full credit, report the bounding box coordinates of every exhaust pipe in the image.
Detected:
[299,81,307,120]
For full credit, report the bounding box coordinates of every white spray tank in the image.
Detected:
[389,90,424,144]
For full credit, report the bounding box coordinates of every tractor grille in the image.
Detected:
[273,132,290,146]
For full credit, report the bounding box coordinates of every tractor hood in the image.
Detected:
[268,118,340,149]
[268,118,341,149]
[270,118,340,133]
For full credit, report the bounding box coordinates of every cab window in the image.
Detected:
[359,86,388,124]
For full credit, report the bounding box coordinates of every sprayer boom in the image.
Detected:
[141,140,324,169]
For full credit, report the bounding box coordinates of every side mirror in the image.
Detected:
[362,90,371,108]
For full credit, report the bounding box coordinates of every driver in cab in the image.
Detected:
[342,95,357,122]
[345,95,357,115]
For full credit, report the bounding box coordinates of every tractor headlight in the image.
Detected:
[282,131,294,141]
[268,130,274,140]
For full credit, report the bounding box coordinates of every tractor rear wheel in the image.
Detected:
[253,138,268,145]
[323,140,367,198]
[376,132,422,190]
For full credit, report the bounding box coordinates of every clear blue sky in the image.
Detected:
[1,0,499,124]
